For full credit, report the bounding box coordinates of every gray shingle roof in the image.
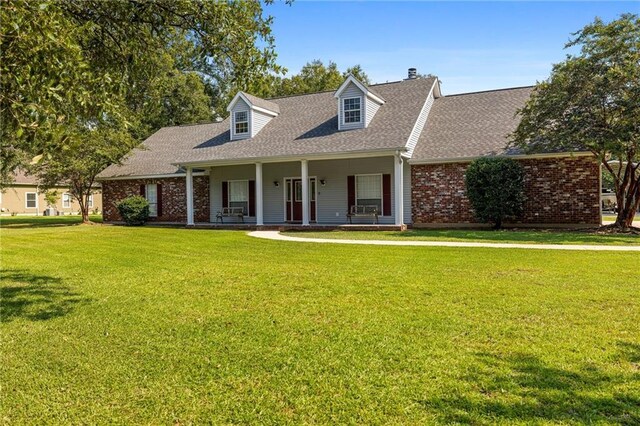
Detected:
[240,92,280,114]
[99,77,437,178]
[412,87,534,162]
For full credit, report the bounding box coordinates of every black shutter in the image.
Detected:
[347,175,355,211]
[156,183,163,217]
[222,181,228,208]
[140,184,146,197]
[382,174,391,216]
[248,180,256,217]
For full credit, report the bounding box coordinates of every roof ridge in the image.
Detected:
[265,77,434,101]
[443,85,534,98]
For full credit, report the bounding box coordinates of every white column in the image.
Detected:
[186,166,194,226]
[394,154,404,226]
[301,159,310,226]
[255,162,264,226]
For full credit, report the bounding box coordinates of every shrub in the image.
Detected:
[116,196,149,226]
[465,157,525,229]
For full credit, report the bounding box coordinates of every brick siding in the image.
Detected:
[411,156,601,225]
[102,176,209,223]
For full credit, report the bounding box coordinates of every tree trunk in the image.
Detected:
[604,159,638,230]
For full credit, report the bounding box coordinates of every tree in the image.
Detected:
[464,157,525,229]
[2,0,285,222]
[267,60,371,97]
[510,14,640,230]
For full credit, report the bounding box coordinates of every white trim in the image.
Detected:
[255,163,263,226]
[25,191,38,209]
[408,151,594,165]
[251,105,278,117]
[342,96,363,126]
[174,148,406,169]
[282,176,318,223]
[98,172,207,181]
[334,75,385,105]
[301,160,310,226]
[404,80,437,156]
[186,167,194,226]
[62,192,72,208]
[394,154,404,226]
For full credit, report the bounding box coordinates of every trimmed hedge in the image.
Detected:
[465,157,525,229]
[116,196,149,226]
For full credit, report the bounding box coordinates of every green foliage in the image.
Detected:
[263,60,371,97]
[116,196,149,226]
[465,157,525,228]
[511,14,640,228]
[44,190,60,208]
[1,226,639,423]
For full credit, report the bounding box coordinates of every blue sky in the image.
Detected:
[267,1,639,94]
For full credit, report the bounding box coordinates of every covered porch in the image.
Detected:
[182,154,411,227]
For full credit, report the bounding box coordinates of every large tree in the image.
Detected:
[1,0,284,222]
[511,14,640,230]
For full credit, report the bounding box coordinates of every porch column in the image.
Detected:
[255,162,264,226]
[394,154,404,226]
[186,166,194,226]
[301,159,310,226]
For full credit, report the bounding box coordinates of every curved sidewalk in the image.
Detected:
[248,231,640,252]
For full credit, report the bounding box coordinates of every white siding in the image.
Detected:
[365,97,381,127]
[230,98,251,141]
[338,82,365,131]
[405,89,435,156]
[251,110,273,137]
[207,156,411,224]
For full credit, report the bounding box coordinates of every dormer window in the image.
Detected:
[343,97,362,124]
[234,111,248,135]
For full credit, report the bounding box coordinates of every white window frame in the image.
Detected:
[145,184,158,217]
[62,193,72,208]
[343,96,362,125]
[355,173,384,215]
[87,194,93,208]
[227,179,249,216]
[234,111,249,135]
[25,192,38,209]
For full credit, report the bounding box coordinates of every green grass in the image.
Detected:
[2,218,639,424]
[282,228,640,245]
[0,214,103,228]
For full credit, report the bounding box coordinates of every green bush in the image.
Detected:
[116,196,149,226]
[465,157,525,229]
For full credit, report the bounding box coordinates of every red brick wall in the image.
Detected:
[102,176,209,223]
[412,156,601,225]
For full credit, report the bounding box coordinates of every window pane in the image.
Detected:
[357,175,381,199]
[26,193,37,208]
[295,181,302,202]
[310,179,316,202]
[229,181,248,202]
[63,193,71,208]
[235,111,247,122]
[235,122,248,134]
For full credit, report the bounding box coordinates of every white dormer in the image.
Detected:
[334,75,385,131]
[227,92,280,140]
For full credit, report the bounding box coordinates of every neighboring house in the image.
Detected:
[98,70,601,228]
[0,170,103,216]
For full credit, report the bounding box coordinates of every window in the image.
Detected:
[145,184,158,217]
[25,192,37,209]
[343,97,361,124]
[62,193,72,208]
[87,194,93,208]
[234,111,248,134]
[228,180,248,215]
[356,174,382,213]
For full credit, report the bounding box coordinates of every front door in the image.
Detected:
[285,178,316,222]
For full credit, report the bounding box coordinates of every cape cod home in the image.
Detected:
[98,69,601,228]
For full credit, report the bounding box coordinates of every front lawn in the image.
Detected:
[1,221,639,424]
[282,228,640,245]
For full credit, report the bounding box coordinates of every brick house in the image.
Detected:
[98,70,600,228]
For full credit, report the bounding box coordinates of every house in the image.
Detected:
[0,170,103,216]
[98,70,601,228]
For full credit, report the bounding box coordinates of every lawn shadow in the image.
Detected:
[1,269,90,322]
[0,216,102,229]
[417,350,639,424]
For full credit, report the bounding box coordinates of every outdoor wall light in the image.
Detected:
[320,179,326,186]
[273,181,279,187]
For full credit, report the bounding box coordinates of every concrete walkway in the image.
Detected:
[248,231,640,252]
